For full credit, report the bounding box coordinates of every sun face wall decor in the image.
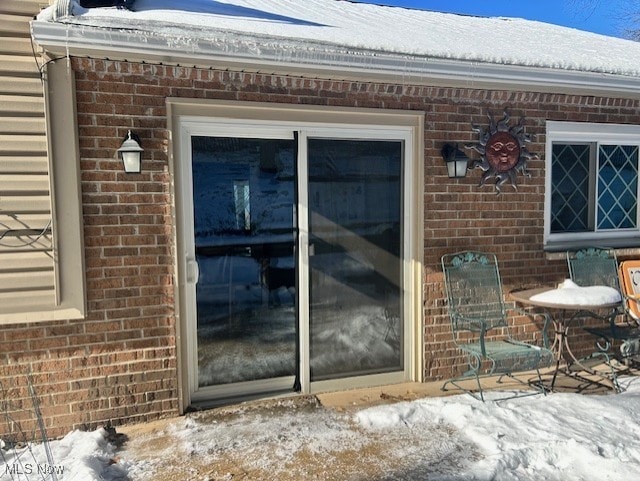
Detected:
[465,111,537,194]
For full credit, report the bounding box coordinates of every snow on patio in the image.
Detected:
[3,378,640,480]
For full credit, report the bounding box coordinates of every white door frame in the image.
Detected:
[178,121,297,403]
[169,100,424,409]
[297,127,415,394]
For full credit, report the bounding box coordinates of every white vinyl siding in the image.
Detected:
[0,0,79,321]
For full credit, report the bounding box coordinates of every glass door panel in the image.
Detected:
[307,139,403,381]
[191,136,297,388]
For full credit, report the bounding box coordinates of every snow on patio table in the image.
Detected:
[5,379,640,480]
[529,279,622,306]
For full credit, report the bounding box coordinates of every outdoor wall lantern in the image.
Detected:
[117,130,144,173]
[441,143,469,178]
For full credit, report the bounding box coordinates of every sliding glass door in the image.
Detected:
[191,136,298,391]
[181,121,410,402]
[307,139,403,381]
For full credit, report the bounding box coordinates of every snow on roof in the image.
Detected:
[36,0,640,79]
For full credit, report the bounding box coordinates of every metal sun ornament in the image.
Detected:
[465,111,537,194]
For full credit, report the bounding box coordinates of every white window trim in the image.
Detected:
[544,121,640,251]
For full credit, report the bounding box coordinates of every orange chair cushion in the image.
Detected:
[618,260,640,320]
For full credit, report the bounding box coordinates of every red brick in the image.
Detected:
[6,55,640,439]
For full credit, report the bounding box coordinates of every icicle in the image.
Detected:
[65,24,71,73]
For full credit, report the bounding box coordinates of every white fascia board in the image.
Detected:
[31,20,640,98]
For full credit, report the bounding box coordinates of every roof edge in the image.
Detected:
[31,20,640,98]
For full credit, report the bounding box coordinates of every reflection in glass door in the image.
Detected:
[191,137,297,389]
[307,139,403,381]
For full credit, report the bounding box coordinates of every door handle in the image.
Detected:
[187,258,200,284]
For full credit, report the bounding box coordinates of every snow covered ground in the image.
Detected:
[3,377,640,480]
[0,428,129,481]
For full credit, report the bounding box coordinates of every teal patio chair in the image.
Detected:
[567,247,620,291]
[567,247,640,389]
[441,251,554,401]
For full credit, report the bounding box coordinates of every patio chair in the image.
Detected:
[383,305,400,345]
[441,251,554,401]
[618,260,640,323]
[567,248,640,369]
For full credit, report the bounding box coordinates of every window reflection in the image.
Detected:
[192,137,297,388]
[308,139,403,381]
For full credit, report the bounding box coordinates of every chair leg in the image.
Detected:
[441,353,487,401]
[441,376,485,402]
[600,352,622,393]
[550,360,561,390]
[474,370,485,402]
[591,336,626,392]
[533,368,549,396]
[571,350,622,393]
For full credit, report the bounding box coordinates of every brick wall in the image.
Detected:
[421,93,640,378]
[0,58,178,440]
[2,56,639,438]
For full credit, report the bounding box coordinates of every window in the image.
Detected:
[545,121,640,251]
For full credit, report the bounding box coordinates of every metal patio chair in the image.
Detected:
[383,305,400,345]
[441,251,554,401]
[567,247,640,384]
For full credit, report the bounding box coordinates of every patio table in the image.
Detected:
[509,286,622,390]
